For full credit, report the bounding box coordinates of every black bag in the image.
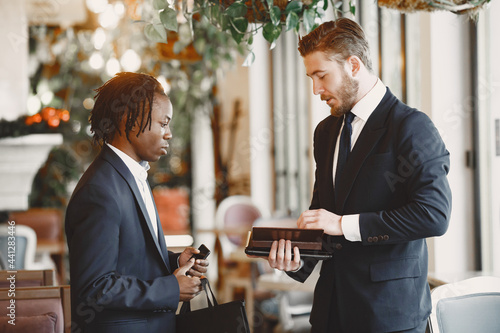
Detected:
[176,278,250,333]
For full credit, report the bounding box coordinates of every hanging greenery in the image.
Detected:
[144,0,355,65]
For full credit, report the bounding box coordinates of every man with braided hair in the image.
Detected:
[66,72,207,332]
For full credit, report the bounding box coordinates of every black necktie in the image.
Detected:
[335,112,355,187]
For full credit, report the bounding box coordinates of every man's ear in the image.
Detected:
[347,56,362,77]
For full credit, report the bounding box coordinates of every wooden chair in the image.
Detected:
[9,208,66,282]
[0,285,70,333]
[0,269,56,288]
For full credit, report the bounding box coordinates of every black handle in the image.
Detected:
[179,278,218,314]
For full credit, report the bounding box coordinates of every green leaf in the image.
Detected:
[285,1,303,14]
[303,8,315,33]
[285,11,299,31]
[153,0,167,10]
[230,29,243,44]
[160,8,178,32]
[270,6,281,26]
[231,17,249,33]
[262,21,281,44]
[349,1,356,16]
[225,2,247,18]
[248,33,254,45]
[242,51,255,67]
[230,17,248,43]
[144,23,167,43]
[265,0,274,9]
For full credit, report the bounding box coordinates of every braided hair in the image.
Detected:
[90,72,166,146]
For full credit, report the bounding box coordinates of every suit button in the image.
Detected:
[373,236,379,242]
[335,243,343,250]
[383,235,389,241]
[367,237,373,242]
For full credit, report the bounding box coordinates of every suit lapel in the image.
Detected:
[334,89,398,212]
[101,145,170,271]
[146,181,171,272]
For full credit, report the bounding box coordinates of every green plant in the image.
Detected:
[144,0,355,65]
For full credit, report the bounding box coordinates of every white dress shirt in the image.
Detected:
[107,143,158,239]
[333,79,387,242]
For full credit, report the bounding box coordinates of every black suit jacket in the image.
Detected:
[66,145,181,333]
[289,89,452,332]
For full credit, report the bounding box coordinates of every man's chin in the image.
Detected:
[330,107,348,118]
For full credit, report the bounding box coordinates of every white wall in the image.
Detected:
[487,1,500,273]
[477,1,500,272]
[248,34,273,216]
[420,12,476,273]
[0,0,29,120]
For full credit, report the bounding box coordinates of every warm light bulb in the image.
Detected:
[99,4,119,29]
[114,1,125,17]
[83,98,95,110]
[89,52,104,70]
[120,49,141,72]
[106,57,121,77]
[27,95,41,115]
[93,28,106,50]
[86,0,108,13]
[40,91,54,105]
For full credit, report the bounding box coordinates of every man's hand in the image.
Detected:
[174,259,203,302]
[268,239,301,272]
[178,247,209,277]
[297,209,343,236]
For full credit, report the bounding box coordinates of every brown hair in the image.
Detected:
[90,72,167,146]
[298,18,373,72]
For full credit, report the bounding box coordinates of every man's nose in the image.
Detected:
[313,81,323,95]
[164,127,172,140]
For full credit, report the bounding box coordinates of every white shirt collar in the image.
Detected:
[351,79,387,122]
[106,143,150,181]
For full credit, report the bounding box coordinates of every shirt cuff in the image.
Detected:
[341,214,361,242]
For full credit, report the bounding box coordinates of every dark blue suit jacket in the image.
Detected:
[289,89,452,332]
[66,145,181,333]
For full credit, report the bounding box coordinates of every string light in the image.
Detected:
[89,52,104,70]
[93,28,106,50]
[106,57,121,77]
[86,0,108,13]
[99,4,120,29]
[120,49,141,72]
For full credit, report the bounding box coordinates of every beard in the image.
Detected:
[329,71,359,117]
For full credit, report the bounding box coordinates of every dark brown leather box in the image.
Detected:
[245,227,333,259]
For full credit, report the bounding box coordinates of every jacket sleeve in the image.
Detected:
[66,183,180,313]
[358,111,452,245]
